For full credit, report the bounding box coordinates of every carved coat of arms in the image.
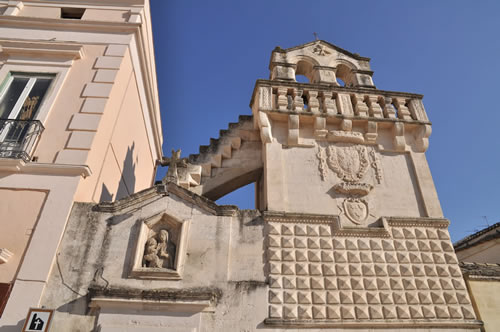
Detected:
[326,145,368,182]
[343,198,368,224]
[317,142,383,226]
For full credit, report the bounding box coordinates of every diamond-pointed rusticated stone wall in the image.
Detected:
[264,214,476,328]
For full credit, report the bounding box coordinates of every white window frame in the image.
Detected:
[0,64,70,128]
[0,72,56,142]
[0,73,55,120]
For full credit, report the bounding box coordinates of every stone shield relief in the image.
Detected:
[317,143,382,226]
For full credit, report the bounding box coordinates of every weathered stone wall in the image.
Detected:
[41,186,268,332]
[40,184,481,332]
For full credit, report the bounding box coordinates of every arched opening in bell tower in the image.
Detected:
[295,59,314,83]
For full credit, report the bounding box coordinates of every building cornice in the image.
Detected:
[0,15,141,33]
[96,182,240,216]
[0,159,91,177]
[88,284,221,312]
[0,38,84,59]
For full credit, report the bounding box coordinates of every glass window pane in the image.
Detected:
[18,78,52,120]
[0,77,29,119]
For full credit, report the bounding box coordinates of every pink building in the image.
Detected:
[0,0,162,328]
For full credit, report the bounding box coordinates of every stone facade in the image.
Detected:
[32,40,485,331]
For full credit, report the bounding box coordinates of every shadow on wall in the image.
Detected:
[0,320,24,332]
[99,143,137,202]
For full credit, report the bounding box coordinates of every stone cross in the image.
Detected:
[160,149,187,185]
[313,32,318,40]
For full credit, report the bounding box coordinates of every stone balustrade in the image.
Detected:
[252,80,429,123]
[251,80,432,152]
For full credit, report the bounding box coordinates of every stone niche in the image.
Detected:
[129,212,190,279]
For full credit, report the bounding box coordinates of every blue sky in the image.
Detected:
[150,1,500,242]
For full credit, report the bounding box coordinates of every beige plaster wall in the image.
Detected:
[83,9,128,22]
[106,70,156,198]
[35,44,105,164]
[0,189,47,283]
[74,49,155,203]
[468,279,500,332]
[19,6,59,19]
[0,174,81,328]
[265,125,424,218]
[456,242,500,264]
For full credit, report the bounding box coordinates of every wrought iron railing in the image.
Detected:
[0,119,44,162]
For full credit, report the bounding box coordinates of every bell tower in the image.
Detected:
[252,40,439,226]
[250,40,479,328]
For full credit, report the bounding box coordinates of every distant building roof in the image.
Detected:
[454,222,500,252]
[459,262,500,280]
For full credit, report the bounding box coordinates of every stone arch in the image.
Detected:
[202,167,262,201]
[293,56,319,83]
[335,60,357,87]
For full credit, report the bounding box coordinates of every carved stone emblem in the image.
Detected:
[333,182,372,196]
[326,145,369,182]
[317,142,383,226]
[312,43,331,56]
[343,198,368,224]
[317,144,382,188]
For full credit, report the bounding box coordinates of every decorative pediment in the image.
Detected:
[269,40,374,88]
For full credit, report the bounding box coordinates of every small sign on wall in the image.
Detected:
[22,308,54,332]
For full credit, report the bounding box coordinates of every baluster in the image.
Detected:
[366,95,383,118]
[305,90,320,114]
[382,97,397,119]
[293,89,304,111]
[276,87,288,111]
[322,91,337,115]
[393,97,412,120]
[352,94,369,117]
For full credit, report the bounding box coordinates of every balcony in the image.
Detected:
[251,80,433,152]
[0,119,44,162]
[251,79,429,123]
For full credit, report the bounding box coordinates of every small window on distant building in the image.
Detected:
[61,7,85,19]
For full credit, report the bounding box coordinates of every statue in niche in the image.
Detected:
[142,229,176,269]
[157,229,175,269]
[143,237,162,268]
